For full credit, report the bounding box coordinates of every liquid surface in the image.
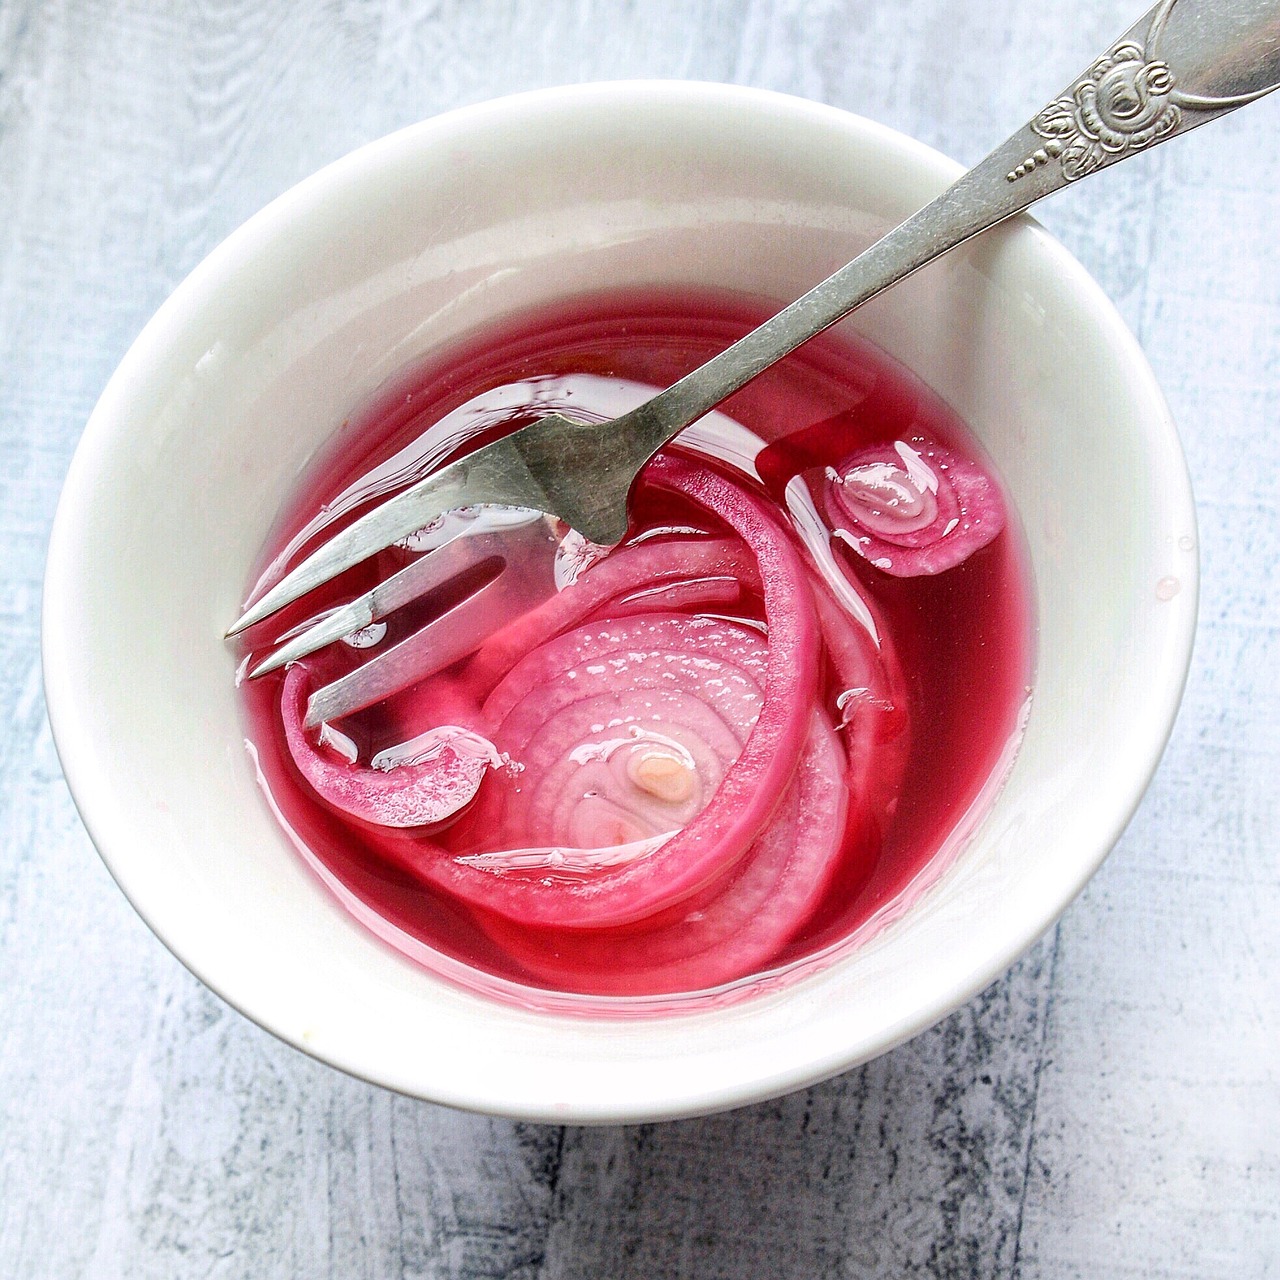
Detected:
[237,291,1034,1012]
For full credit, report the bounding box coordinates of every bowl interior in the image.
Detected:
[43,83,1197,1122]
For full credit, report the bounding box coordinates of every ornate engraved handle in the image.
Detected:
[1010,0,1280,182]
[617,0,1280,459]
[1009,41,1183,182]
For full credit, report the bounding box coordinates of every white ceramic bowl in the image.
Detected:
[43,82,1197,1123]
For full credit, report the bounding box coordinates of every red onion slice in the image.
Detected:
[278,457,821,931]
[398,456,821,928]
[598,573,742,619]
[280,665,492,829]
[483,613,767,736]
[465,535,756,692]
[828,438,1005,576]
[479,616,767,854]
[809,578,910,884]
[478,710,847,995]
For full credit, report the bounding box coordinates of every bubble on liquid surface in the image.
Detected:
[344,621,387,649]
[555,529,610,590]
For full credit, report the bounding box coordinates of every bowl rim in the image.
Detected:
[42,79,1198,1122]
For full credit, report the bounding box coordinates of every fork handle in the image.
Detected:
[611,0,1279,467]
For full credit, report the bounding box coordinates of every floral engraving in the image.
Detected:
[1007,40,1180,182]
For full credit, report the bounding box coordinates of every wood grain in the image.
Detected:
[1,1,1276,1276]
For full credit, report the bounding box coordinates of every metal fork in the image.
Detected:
[230,0,1279,664]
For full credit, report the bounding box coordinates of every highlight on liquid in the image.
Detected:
[235,290,1034,1010]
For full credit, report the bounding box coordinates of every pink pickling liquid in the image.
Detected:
[237,290,1034,1013]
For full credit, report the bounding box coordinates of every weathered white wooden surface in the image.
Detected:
[1,1,1276,1275]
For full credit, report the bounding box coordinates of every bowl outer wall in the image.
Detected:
[42,82,1197,1123]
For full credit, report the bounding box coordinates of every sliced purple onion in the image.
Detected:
[280,665,493,829]
[828,438,1005,576]
[478,710,848,995]
[465,535,756,692]
[396,455,821,929]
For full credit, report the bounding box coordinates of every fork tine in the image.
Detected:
[227,437,546,637]
[246,527,503,678]
[303,525,561,728]
[304,577,509,727]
